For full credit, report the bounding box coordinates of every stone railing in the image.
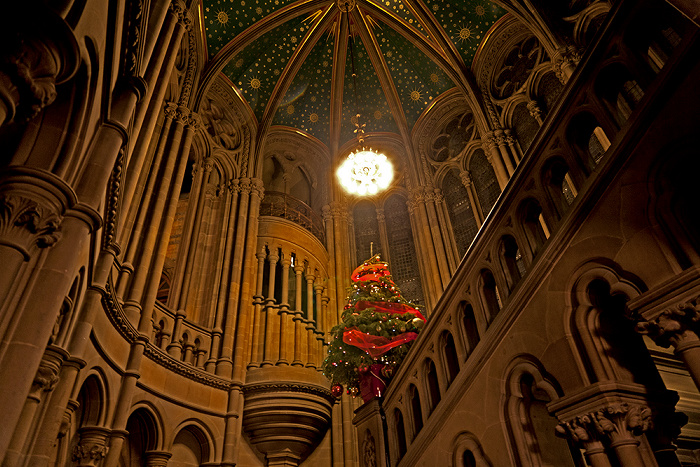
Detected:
[259,191,325,244]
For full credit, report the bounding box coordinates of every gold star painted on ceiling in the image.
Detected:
[287,105,295,114]
[309,113,319,122]
[374,110,382,119]
[457,26,473,42]
[430,72,440,84]
[249,77,261,89]
[216,10,229,26]
[410,89,422,101]
[475,5,486,16]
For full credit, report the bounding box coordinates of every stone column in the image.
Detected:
[262,250,279,366]
[556,417,613,467]
[306,271,315,323]
[216,178,252,377]
[278,255,292,365]
[144,450,172,467]
[636,302,700,392]
[433,189,459,272]
[248,248,267,368]
[207,179,240,372]
[481,133,510,189]
[551,382,683,467]
[167,310,186,359]
[292,264,305,367]
[314,283,324,332]
[375,208,391,265]
[459,170,484,225]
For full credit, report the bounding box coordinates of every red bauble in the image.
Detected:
[331,384,343,398]
[358,364,370,374]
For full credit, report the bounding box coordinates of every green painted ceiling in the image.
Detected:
[201,0,505,149]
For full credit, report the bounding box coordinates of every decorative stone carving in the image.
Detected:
[72,426,111,467]
[0,194,62,258]
[552,45,583,84]
[635,296,700,348]
[362,431,377,467]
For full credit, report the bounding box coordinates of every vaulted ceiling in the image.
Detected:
[198,0,506,152]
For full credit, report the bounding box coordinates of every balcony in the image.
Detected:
[259,191,326,244]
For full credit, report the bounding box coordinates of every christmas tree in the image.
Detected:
[322,254,425,401]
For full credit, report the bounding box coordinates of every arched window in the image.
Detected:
[442,169,479,257]
[409,384,423,436]
[385,194,424,304]
[353,201,381,263]
[469,149,501,217]
[426,359,441,413]
[463,450,477,467]
[444,332,460,384]
[595,62,645,126]
[480,270,502,323]
[394,409,407,459]
[461,302,480,356]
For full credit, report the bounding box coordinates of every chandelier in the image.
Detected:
[336,3,393,196]
[337,149,393,196]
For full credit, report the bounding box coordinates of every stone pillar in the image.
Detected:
[278,255,292,365]
[481,133,510,189]
[144,450,172,467]
[167,310,186,359]
[249,248,267,368]
[459,170,484,225]
[376,208,391,265]
[314,283,324,332]
[550,382,684,467]
[433,189,459,272]
[216,178,252,377]
[528,100,545,126]
[207,179,240,372]
[292,264,305,367]
[306,271,315,323]
[262,250,279,366]
[636,302,700,392]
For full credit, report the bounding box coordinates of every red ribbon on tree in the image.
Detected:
[350,257,394,283]
[343,327,419,358]
[354,300,426,322]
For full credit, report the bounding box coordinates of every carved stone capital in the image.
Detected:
[145,450,173,467]
[72,426,110,466]
[0,194,62,258]
[635,297,700,348]
[375,208,385,223]
[481,135,497,153]
[163,101,178,120]
[459,170,472,188]
[228,178,240,194]
[527,100,543,120]
[250,178,265,198]
[552,45,582,84]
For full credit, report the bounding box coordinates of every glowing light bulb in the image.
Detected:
[337,149,393,196]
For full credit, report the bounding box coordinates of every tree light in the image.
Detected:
[336,149,393,196]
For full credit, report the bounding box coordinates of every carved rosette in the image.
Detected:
[0,194,62,258]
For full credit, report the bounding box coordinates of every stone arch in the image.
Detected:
[450,431,493,467]
[502,355,579,467]
[119,404,164,466]
[564,260,663,388]
[168,422,214,466]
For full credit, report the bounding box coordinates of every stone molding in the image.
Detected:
[101,280,231,390]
